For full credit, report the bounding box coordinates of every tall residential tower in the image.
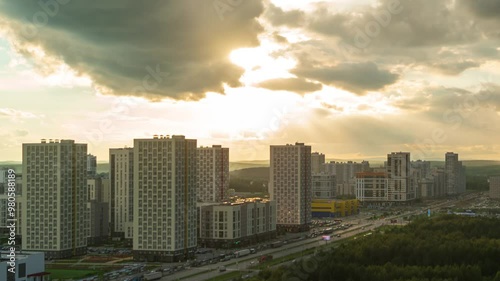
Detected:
[270,143,312,232]
[197,145,229,202]
[22,139,88,259]
[110,147,134,239]
[133,135,197,262]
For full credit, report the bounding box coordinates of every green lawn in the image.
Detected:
[47,269,101,280]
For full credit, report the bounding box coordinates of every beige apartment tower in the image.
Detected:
[133,135,197,262]
[270,143,312,232]
[110,147,134,238]
[386,152,416,202]
[197,145,229,202]
[22,139,88,259]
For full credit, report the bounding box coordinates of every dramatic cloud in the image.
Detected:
[460,0,500,18]
[0,0,264,100]
[264,3,305,27]
[293,61,399,94]
[257,77,322,94]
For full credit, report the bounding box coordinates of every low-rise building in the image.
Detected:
[0,251,48,281]
[197,199,276,248]
[311,199,359,218]
[355,172,388,204]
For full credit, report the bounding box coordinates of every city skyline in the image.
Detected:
[0,0,499,163]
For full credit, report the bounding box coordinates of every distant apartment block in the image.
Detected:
[311,152,326,174]
[87,154,97,178]
[355,172,388,203]
[386,152,416,202]
[270,143,312,232]
[197,199,276,248]
[324,161,370,197]
[22,139,88,259]
[489,176,500,199]
[133,135,197,262]
[445,152,466,195]
[87,201,109,245]
[312,173,336,199]
[0,169,23,236]
[411,160,432,199]
[197,145,229,203]
[110,147,134,238]
[87,177,109,245]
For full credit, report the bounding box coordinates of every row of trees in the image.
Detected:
[246,215,500,281]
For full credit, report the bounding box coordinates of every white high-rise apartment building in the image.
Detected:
[197,145,229,202]
[22,139,88,259]
[445,152,466,195]
[270,143,312,232]
[386,152,416,202]
[133,135,197,262]
[110,147,134,238]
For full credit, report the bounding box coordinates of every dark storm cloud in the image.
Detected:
[257,77,322,94]
[460,0,500,18]
[293,61,399,94]
[0,0,264,100]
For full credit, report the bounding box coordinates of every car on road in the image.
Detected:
[219,266,226,272]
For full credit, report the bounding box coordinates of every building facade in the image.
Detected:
[312,173,336,199]
[489,176,500,199]
[87,154,97,178]
[133,135,197,262]
[386,152,416,202]
[311,199,359,218]
[311,152,326,174]
[0,170,23,236]
[445,152,466,195]
[197,145,229,203]
[355,172,388,204]
[270,143,312,232]
[324,161,370,197]
[0,251,48,281]
[22,139,88,259]
[109,148,134,238]
[197,200,276,248]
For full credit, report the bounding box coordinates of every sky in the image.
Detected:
[0,0,499,162]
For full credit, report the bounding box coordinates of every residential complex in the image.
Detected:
[110,147,134,238]
[197,199,276,248]
[323,161,370,197]
[270,143,312,232]
[133,135,197,262]
[22,139,88,259]
[197,145,229,202]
